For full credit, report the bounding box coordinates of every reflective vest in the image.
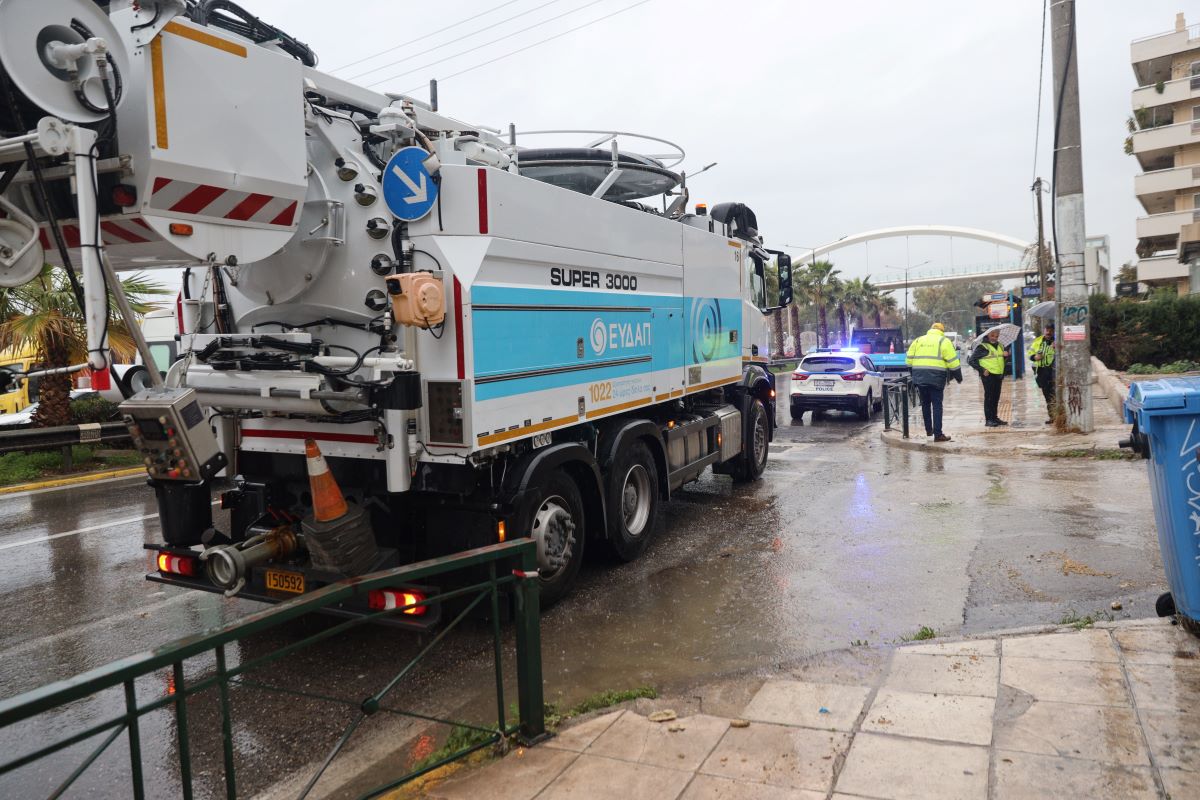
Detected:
[979,342,1005,375]
[1030,335,1055,369]
[906,329,961,371]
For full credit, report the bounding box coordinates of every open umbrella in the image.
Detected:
[967,322,1021,350]
[1027,300,1056,319]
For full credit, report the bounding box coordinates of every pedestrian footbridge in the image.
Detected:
[797,225,1037,289]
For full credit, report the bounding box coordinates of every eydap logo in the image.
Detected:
[690,298,723,363]
[589,317,651,357]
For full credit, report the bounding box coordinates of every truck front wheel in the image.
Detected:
[602,441,660,562]
[527,471,585,605]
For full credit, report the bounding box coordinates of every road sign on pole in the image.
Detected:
[382,146,439,221]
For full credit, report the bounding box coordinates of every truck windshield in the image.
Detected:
[747,252,784,311]
[800,357,855,373]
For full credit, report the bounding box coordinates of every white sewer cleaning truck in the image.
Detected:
[0,0,794,610]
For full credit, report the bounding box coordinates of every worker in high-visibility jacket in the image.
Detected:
[1029,322,1056,424]
[905,322,963,442]
[969,327,1010,428]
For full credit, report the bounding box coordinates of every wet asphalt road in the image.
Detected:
[0,389,1165,798]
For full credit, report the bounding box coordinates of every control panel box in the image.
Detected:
[120,388,226,482]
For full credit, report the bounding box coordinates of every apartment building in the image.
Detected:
[1131,12,1200,293]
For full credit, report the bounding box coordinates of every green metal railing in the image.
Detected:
[0,539,544,799]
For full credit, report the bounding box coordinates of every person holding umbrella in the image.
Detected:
[969,326,1011,427]
[1029,322,1056,424]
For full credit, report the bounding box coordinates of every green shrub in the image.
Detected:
[70,396,119,424]
[1091,293,1200,370]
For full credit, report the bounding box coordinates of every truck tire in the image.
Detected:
[526,471,586,606]
[733,397,769,482]
[601,441,659,562]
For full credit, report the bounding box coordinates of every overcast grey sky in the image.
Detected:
[242,0,1185,288]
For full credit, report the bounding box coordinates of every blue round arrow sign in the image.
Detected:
[382,146,439,221]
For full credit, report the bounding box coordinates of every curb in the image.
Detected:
[0,466,144,495]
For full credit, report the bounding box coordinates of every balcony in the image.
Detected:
[1132,24,1200,85]
[1135,165,1200,214]
[1137,254,1188,282]
[1132,120,1200,170]
[1136,209,1196,240]
[1132,74,1200,108]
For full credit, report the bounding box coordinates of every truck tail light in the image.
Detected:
[368,589,428,615]
[157,553,197,576]
[841,373,865,381]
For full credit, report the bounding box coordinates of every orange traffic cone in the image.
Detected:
[889,341,895,353]
[305,439,348,522]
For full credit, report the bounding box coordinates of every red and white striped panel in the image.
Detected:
[149,177,298,228]
[38,217,158,248]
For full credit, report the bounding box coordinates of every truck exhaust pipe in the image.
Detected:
[202,526,299,597]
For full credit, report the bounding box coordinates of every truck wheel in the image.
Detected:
[602,441,659,562]
[527,471,585,606]
[733,397,769,482]
[857,390,873,420]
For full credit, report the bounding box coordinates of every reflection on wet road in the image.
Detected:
[0,394,1163,798]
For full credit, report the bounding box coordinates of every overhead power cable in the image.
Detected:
[329,0,522,73]
[1031,0,1048,184]
[345,0,570,82]
[397,0,654,94]
[368,0,610,87]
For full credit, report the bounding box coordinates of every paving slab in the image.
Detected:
[425,746,577,800]
[1000,655,1131,706]
[678,775,824,800]
[585,712,729,772]
[1000,629,1120,662]
[991,700,1150,766]
[901,638,997,658]
[861,688,994,746]
[542,710,624,753]
[535,753,692,800]
[1113,623,1200,665]
[1160,766,1200,798]
[882,651,999,698]
[834,732,988,800]
[1124,661,1200,711]
[992,750,1158,799]
[741,680,871,732]
[698,722,849,793]
[1140,706,1200,771]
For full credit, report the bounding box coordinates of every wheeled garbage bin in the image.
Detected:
[1122,378,1200,634]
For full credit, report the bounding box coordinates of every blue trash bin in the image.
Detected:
[1123,378,1200,632]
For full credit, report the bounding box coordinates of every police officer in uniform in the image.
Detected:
[905,322,963,442]
[1029,322,1056,424]
[969,327,1010,427]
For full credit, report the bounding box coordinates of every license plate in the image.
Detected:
[815,381,835,392]
[265,569,304,594]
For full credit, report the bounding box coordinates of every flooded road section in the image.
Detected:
[0,389,1164,798]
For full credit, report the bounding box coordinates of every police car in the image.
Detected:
[790,348,884,420]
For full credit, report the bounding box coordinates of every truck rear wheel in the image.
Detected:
[733,397,769,482]
[602,441,659,562]
[527,471,585,605]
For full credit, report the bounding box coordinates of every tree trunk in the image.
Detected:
[770,309,785,359]
[788,300,801,351]
[874,310,883,328]
[817,305,828,348]
[32,339,72,428]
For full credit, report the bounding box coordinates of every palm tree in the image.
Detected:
[796,260,841,347]
[0,265,166,427]
[872,293,899,328]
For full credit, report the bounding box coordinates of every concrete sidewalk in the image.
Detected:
[421,619,1198,799]
[881,364,1131,457]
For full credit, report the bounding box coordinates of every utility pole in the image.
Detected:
[1050,0,1093,432]
[1033,177,1048,301]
